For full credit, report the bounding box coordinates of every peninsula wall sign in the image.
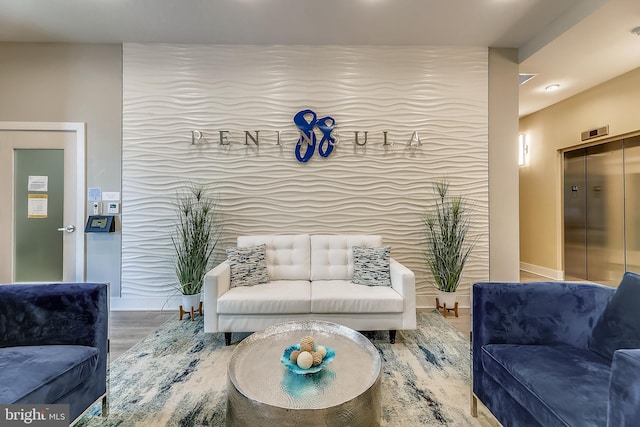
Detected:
[190,108,424,163]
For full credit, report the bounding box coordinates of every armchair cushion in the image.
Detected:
[481,343,610,427]
[589,271,640,360]
[0,345,99,404]
[351,245,391,287]
[226,244,270,287]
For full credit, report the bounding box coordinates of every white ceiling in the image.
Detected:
[1,0,639,117]
[519,0,640,116]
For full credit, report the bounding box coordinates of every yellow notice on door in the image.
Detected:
[27,194,48,218]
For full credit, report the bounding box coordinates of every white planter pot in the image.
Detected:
[437,290,457,308]
[181,293,201,310]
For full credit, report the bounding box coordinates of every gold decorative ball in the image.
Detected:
[300,336,315,353]
[290,350,300,363]
[311,351,323,366]
[297,351,313,369]
[316,345,327,358]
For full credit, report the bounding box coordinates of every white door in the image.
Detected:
[0,123,85,283]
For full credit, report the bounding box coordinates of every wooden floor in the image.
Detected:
[109,270,553,359]
[110,310,174,360]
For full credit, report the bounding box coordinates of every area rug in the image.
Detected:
[77,310,495,426]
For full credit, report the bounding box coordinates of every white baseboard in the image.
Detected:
[110,295,183,311]
[520,262,564,280]
[416,295,431,309]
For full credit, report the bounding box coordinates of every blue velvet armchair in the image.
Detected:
[0,283,109,424]
[472,273,640,427]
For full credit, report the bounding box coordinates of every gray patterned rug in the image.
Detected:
[77,310,494,426]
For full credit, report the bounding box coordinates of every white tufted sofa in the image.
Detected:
[203,234,416,345]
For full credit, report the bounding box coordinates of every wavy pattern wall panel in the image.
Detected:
[122,44,488,307]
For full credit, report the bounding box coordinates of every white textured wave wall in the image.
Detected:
[122,44,488,308]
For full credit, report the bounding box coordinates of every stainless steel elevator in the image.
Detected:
[563,136,640,285]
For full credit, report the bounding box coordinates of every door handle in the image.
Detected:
[57,225,76,233]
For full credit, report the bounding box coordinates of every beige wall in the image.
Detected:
[488,48,520,281]
[519,67,640,277]
[0,43,123,292]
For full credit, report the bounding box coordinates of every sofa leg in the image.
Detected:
[389,330,396,344]
[101,395,109,417]
[225,332,232,346]
[471,394,478,417]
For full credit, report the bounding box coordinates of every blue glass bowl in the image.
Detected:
[280,344,336,374]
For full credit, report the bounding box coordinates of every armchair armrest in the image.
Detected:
[390,258,416,329]
[203,261,231,333]
[609,349,640,426]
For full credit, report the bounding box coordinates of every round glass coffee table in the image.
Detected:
[226,320,382,426]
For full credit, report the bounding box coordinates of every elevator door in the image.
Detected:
[625,136,640,273]
[564,149,587,280]
[564,140,625,285]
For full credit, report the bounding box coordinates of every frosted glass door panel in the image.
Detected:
[14,149,64,281]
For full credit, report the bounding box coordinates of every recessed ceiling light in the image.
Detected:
[545,84,560,92]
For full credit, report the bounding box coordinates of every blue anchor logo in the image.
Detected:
[293,109,336,163]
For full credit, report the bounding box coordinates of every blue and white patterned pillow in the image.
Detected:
[352,245,392,287]
[226,244,270,287]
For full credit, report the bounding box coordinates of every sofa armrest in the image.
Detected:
[0,283,108,351]
[390,258,416,329]
[203,261,231,333]
[609,349,640,426]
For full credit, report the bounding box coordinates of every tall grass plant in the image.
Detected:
[423,180,474,293]
[172,183,220,295]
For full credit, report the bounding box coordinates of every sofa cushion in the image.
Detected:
[226,244,270,287]
[481,344,610,427]
[310,280,403,313]
[217,280,311,314]
[310,235,383,280]
[238,235,310,281]
[0,345,99,404]
[352,245,391,286]
[589,271,640,361]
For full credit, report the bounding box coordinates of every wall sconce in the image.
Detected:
[519,133,528,166]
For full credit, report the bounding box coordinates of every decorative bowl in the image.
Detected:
[280,344,336,374]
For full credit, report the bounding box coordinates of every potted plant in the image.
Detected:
[423,180,474,315]
[172,183,220,318]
